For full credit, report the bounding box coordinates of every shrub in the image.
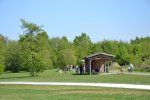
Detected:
[0,63,4,74]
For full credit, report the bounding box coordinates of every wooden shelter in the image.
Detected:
[84,52,114,75]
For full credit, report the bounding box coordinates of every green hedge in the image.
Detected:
[134,67,150,72]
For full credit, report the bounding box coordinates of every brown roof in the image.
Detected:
[84,52,115,59]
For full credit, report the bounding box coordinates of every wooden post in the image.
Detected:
[104,61,107,73]
[106,61,109,73]
[105,61,106,73]
[89,59,92,75]
[104,61,105,73]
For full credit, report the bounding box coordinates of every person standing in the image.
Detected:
[128,63,134,72]
[79,64,83,74]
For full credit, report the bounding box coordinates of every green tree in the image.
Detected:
[49,37,61,68]
[36,32,53,69]
[73,33,93,64]
[129,44,142,67]
[19,19,51,76]
[100,40,119,54]
[49,36,76,69]
[0,34,7,74]
[131,37,150,62]
[115,42,131,65]
[131,36,150,69]
[61,49,77,69]
[5,41,22,72]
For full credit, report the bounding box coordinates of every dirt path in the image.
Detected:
[0,82,150,90]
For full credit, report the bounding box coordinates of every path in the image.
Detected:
[125,72,150,76]
[0,82,150,90]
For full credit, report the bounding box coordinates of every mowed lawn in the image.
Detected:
[0,69,150,85]
[0,85,150,100]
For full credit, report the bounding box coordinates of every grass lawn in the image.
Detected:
[0,85,150,100]
[0,69,150,85]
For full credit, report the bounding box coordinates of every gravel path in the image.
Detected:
[0,82,150,90]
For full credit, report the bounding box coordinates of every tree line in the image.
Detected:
[0,20,150,76]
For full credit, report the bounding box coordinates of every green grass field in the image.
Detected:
[0,69,150,100]
[0,69,150,85]
[0,85,150,100]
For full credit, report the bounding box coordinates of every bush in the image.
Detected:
[0,64,4,74]
[134,67,150,72]
[145,67,150,72]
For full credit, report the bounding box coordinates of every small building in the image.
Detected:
[84,52,115,74]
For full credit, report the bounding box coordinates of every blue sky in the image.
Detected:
[0,0,150,42]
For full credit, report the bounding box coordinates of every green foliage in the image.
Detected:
[49,37,76,69]
[129,44,142,67]
[101,40,115,54]
[36,32,53,69]
[19,19,52,76]
[130,37,150,69]
[0,34,7,74]
[1,19,150,74]
[0,64,4,74]
[5,41,22,72]
[61,49,77,68]
[49,37,61,68]
[131,37,150,61]
[20,34,39,76]
[20,19,43,34]
[73,33,93,64]
[93,40,131,65]
[114,42,131,65]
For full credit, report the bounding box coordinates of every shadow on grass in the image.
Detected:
[0,76,31,79]
[72,73,93,75]
[72,72,101,75]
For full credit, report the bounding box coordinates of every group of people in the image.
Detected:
[65,65,75,71]
[63,63,134,74]
[64,63,86,74]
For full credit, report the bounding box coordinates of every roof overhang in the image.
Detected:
[84,52,115,61]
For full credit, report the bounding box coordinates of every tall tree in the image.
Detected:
[19,19,52,76]
[0,34,7,74]
[73,33,93,64]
